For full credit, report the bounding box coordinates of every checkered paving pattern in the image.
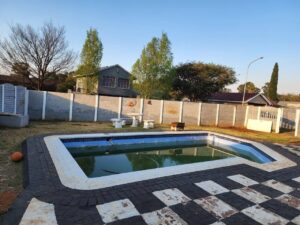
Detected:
[5,138,300,225]
[93,174,300,225]
[275,144,300,157]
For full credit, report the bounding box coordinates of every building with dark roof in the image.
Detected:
[205,92,274,106]
[75,64,137,97]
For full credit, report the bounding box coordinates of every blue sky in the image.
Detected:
[0,0,299,93]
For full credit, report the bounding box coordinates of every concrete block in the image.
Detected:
[247,119,272,133]
[0,114,29,128]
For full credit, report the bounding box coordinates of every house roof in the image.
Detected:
[207,92,257,102]
[75,64,130,77]
[206,92,273,106]
[100,64,128,72]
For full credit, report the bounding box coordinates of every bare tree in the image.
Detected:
[0,22,76,90]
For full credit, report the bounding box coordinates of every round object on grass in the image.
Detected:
[10,151,23,162]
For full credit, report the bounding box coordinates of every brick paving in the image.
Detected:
[1,135,300,225]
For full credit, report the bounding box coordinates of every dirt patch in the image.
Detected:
[0,190,18,215]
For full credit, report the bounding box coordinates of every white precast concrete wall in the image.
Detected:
[24,89,300,134]
[143,99,161,122]
[182,102,198,125]
[121,98,141,119]
[0,83,28,116]
[282,108,296,130]
[162,100,180,124]
[97,96,119,121]
[295,110,300,137]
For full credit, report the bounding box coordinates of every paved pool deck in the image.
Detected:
[1,135,300,225]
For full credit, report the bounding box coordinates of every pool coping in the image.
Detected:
[44,131,297,190]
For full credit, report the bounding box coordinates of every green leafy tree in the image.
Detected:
[268,63,279,101]
[172,62,237,101]
[262,82,270,95]
[221,88,232,93]
[132,33,173,99]
[11,62,36,88]
[237,82,260,93]
[56,73,76,92]
[77,29,103,94]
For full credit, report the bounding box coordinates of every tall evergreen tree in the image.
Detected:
[268,63,279,101]
[77,28,103,94]
[132,32,173,98]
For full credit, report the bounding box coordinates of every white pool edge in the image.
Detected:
[44,131,296,190]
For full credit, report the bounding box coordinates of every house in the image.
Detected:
[75,64,137,97]
[205,92,274,106]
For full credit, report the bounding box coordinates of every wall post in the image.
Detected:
[215,104,220,126]
[244,105,249,127]
[160,100,164,124]
[179,101,183,123]
[295,109,300,137]
[24,89,29,116]
[69,93,74,121]
[1,84,5,112]
[197,103,202,126]
[139,98,144,122]
[232,106,237,127]
[275,108,283,133]
[257,106,261,120]
[42,91,47,120]
[118,97,123,119]
[94,95,99,122]
[14,86,17,114]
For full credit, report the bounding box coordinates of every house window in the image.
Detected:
[118,78,129,89]
[102,76,116,87]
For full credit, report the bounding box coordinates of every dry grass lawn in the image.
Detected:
[0,121,299,215]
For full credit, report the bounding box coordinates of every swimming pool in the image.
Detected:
[44,131,295,190]
[62,134,274,178]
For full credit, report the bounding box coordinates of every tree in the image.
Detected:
[131,32,173,98]
[262,82,270,95]
[268,63,279,101]
[11,62,36,87]
[221,88,232,93]
[56,72,76,92]
[0,23,76,90]
[76,28,103,94]
[279,93,300,102]
[172,62,236,101]
[237,82,260,93]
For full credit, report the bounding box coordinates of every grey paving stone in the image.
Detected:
[222,212,261,225]
[170,201,217,225]
[216,192,254,210]
[106,216,147,225]
[261,199,300,220]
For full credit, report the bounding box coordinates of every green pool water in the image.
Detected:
[72,146,234,178]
